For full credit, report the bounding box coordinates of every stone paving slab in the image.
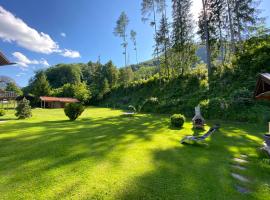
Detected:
[233,158,248,164]
[240,154,248,159]
[232,165,247,171]
[235,185,251,194]
[231,173,250,183]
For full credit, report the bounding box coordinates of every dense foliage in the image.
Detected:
[15,98,32,119]
[170,114,185,128]
[64,103,85,121]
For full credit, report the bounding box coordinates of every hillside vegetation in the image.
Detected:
[100,36,270,123]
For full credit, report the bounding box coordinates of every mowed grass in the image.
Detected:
[0,107,270,200]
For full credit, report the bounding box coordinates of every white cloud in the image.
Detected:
[60,32,66,37]
[12,52,49,68]
[16,72,26,77]
[191,0,202,21]
[61,49,81,58]
[0,6,59,54]
[0,6,80,59]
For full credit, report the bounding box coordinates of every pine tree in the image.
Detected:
[232,0,257,42]
[225,0,260,51]
[130,30,138,64]
[15,98,32,119]
[103,61,118,88]
[172,0,196,75]
[114,12,129,67]
[155,14,170,78]
[29,71,51,97]
[209,0,227,60]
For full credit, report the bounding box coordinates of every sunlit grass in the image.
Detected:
[0,107,269,199]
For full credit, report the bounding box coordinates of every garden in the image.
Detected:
[0,107,270,199]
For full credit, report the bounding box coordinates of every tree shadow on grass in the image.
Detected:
[116,125,268,200]
[0,113,166,178]
[0,111,269,199]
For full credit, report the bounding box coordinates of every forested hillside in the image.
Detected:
[100,35,270,123]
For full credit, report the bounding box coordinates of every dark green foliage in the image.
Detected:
[64,103,85,121]
[5,82,23,95]
[46,64,82,88]
[0,109,6,117]
[229,88,254,108]
[119,67,134,86]
[15,98,32,119]
[52,82,91,103]
[170,114,185,128]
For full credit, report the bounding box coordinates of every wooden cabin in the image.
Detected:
[40,96,80,108]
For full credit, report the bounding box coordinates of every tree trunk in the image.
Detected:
[226,0,235,53]
[202,0,211,78]
[152,0,162,81]
[124,26,127,67]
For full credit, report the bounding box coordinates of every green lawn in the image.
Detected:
[0,107,270,200]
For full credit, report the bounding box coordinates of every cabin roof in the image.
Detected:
[0,52,15,66]
[40,96,80,103]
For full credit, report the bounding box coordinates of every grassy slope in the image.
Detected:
[0,107,269,200]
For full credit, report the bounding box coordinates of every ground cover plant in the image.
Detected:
[0,107,269,199]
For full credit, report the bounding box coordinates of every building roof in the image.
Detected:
[0,51,15,66]
[40,96,80,103]
[254,73,270,100]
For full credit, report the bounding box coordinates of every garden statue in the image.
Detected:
[192,105,205,129]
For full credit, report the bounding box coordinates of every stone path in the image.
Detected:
[235,185,251,194]
[230,154,253,194]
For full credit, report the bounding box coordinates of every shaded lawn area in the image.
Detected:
[0,107,270,200]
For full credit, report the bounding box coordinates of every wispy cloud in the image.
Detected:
[0,6,80,58]
[61,49,81,58]
[12,52,49,68]
[60,32,66,37]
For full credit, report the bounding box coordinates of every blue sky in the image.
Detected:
[0,0,270,87]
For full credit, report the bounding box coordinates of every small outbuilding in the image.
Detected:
[40,96,80,108]
[254,73,270,156]
[254,73,270,100]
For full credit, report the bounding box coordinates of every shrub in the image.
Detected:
[141,97,159,112]
[171,114,185,128]
[64,103,85,121]
[0,109,6,117]
[229,88,253,108]
[15,98,32,119]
